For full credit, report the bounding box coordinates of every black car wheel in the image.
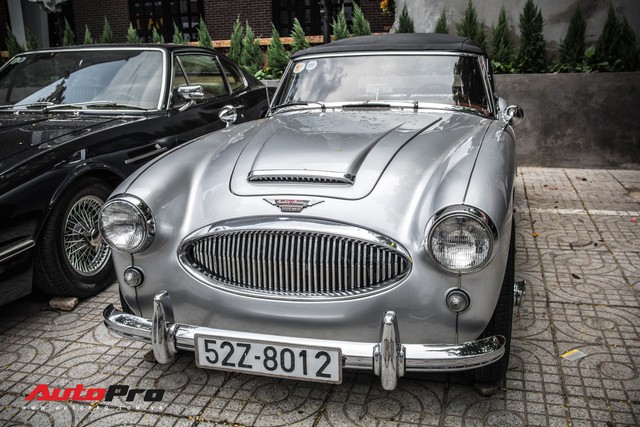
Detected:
[472,220,516,384]
[34,178,115,297]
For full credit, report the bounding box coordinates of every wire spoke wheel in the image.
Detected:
[63,195,111,276]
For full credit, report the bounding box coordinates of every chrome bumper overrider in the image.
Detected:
[103,291,506,391]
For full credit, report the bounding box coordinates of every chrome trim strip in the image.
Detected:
[0,239,35,263]
[103,299,506,391]
[124,146,168,165]
[248,170,355,185]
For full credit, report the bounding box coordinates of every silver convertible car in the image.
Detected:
[101,33,525,389]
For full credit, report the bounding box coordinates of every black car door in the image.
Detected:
[169,52,247,145]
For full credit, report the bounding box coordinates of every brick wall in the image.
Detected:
[203,0,273,40]
[360,1,395,33]
[73,0,130,44]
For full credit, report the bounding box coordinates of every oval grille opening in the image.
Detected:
[183,229,410,297]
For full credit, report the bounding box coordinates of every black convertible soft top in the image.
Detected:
[292,33,485,59]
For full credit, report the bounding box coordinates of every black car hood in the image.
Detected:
[0,113,124,161]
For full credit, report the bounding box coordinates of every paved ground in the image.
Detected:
[0,167,638,427]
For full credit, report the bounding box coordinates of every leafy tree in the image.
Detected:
[435,10,449,34]
[267,24,289,77]
[172,22,188,44]
[197,16,212,48]
[595,3,619,65]
[240,22,263,74]
[5,25,23,57]
[152,27,164,43]
[229,17,244,63]
[456,0,486,49]
[558,6,586,66]
[516,0,547,73]
[290,18,310,53]
[332,6,349,40]
[101,16,113,43]
[63,18,75,46]
[26,28,39,50]
[352,3,371,36]
[126,23,140,43]
[397,3,414,33]
[83,25,94,44]
[491,6,513,72]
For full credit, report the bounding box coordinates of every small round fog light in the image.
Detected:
[123,267,144,288]
[446,289,470,313]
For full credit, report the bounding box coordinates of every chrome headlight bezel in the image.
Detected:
[425,206,498,274]
[99,194,155,254]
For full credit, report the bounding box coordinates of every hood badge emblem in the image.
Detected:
[264,198,324,213]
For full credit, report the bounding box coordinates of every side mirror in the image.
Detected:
[177,85,205,101]
[218,105,237,127]
[503,105,524,124]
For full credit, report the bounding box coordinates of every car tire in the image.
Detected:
[472,220,515,384]
[34,178,115,298]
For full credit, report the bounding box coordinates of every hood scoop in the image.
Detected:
[248,170,355,185]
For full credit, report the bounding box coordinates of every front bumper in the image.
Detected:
[103,291,505,391]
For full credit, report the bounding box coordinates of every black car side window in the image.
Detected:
[175,54,230,99]
[219,60,247,93]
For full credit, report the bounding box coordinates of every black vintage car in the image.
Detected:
[0,44,270,305]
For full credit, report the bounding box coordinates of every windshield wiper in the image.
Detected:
[342,101,420,111]
[270,101,325,114]
[42,101,148,112]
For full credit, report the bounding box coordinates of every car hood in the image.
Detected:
[0,113,123,162]
[230,109,489,200]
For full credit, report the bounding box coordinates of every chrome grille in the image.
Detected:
[183,229,410,297]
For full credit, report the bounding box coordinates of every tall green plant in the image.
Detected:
[240,22,263,74]
[267,24,289,77]
[332,6,349,40]
[5,25,23,57]
[126,23,140,43]
[197,16,212,48]
[595,3,619,65]
[517,0,547,73]
[397,3,414,33]
[83,25,94,44]
[26,28,39,50]
[290,18,310,53]
[558,6,586,66]
[435,10,449,34]
[172,22,187,44]
[456,0,486,49]
[352,3,371,36]
[618,16,639,71]
[63,18,75,46]
[491,6,513,72]
[101,16,113,43]
[152,27,164,43]
[229,17,244,63]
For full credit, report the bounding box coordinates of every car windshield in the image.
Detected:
[276,54,490,115]
[0,49,163,110]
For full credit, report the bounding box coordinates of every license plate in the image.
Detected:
[194,335,342,384]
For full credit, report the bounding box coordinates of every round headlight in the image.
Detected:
[427,208,495,273]
[99,195,155,253]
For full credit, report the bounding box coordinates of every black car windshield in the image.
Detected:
[0,50,163,110]
[277,54,490,115]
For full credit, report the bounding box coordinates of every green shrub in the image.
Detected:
[456,0,486,49]
[352,3,371,36]
[558,6,586,67]
[229,17,244,63]
[593,4,639,71]
[197,16,212,48]
[516,0,547,73]
[267,24,289,77]
[332,6,349,40]
[172,22,188,45]
[397,3,414,33]
[618,16,639,71]
[491,6,514,73]
[240,22,263,74]
[126,23,140,43]
[63,18,75,46]
[26,28,39,50]
[5,25,23,57]
[435,10,449,34]
[83,25,94,44]
[101,17,113,43]
[152,27,164,43]
[290,18,310,53]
